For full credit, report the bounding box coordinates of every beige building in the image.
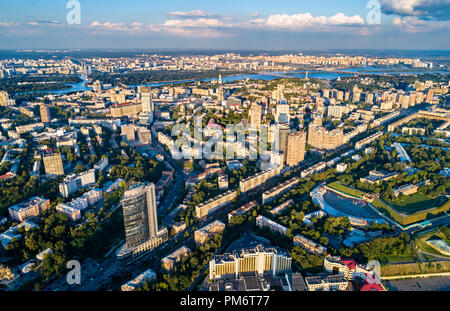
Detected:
[196,190,238,219]
[8,196,51,222]
[194,220,226,246]
[111,103,142,118]
[308,124,344,150]
[249,103,262,130]
[209,244,291,281]
[40,105,51,123]
[43,153,64,176]
[286,131,306,167]
[161,246,191,272]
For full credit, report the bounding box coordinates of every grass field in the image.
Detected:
[381,261,450,277]
[327,182,366,198]
[386,193,446,215]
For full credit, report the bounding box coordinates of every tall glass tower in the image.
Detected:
[121,183,158,249]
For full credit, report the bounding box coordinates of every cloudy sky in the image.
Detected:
[0,0,449,50]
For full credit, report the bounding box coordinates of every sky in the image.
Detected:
[0,0,449,50]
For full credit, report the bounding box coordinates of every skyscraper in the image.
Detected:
[0,91,9,106]
[40,104,51,123]
[276,100,290,124]
[141,90,153,113]
[93,80,103,92]
[122,183,159,248]
[286,131,307,167]
[276,125,290,163]
[249,103,262,130]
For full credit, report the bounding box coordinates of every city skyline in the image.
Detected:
[0,0,449,50]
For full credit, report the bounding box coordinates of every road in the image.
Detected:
[418,250,450,262]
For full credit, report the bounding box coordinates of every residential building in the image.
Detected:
[161,246,191,272]
[256,215,288,236]
[249,103,262,130]
[8,197,51,222]
[195,190,238,219]
[194,220,226,246]
[39,104,51,123]
[59,169,96,198]
[121,268,156,291]
[293,235,327,254]
[286,131,306,167]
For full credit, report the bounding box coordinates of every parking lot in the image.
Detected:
[385,276,450,291]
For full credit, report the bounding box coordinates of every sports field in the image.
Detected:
[326,182,450,226]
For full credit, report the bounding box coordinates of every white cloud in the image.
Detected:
[167,10,221,19]
[380,0,450,20]
[392,15,450,31]
[0,22,18,27]
[247,12,365,30]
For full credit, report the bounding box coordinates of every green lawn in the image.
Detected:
[327,182,366,198]
[386,193,446,215]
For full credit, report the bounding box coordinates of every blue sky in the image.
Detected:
[0,0,449,50]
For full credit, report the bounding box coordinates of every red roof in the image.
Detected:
[0,172,15,180]
[340,259,357,270]
[360,284,384,291]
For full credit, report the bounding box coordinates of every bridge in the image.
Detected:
[257,71,293,79]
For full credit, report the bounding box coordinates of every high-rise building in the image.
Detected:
[276,100,290,124]
[121,124,136,142]
[272,84,285,101]
[0,91,9,106]
[141,90,153,113]
[137,127,151,144]
[43,153,64,176]
[327,105,343,119]
[93,80,103,92]
[275,125,290,163]
[286,131,307,167]
[40,104,51,123]
[121,183,160,249]
[249,103,262,130]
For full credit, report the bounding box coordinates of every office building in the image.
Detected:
[117,183,168,263]
[276,101,290,124]
[209,244,291,281]
[141,89,154,113]
[43,153,64,176]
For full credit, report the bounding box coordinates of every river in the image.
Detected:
[31,65,450,96]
